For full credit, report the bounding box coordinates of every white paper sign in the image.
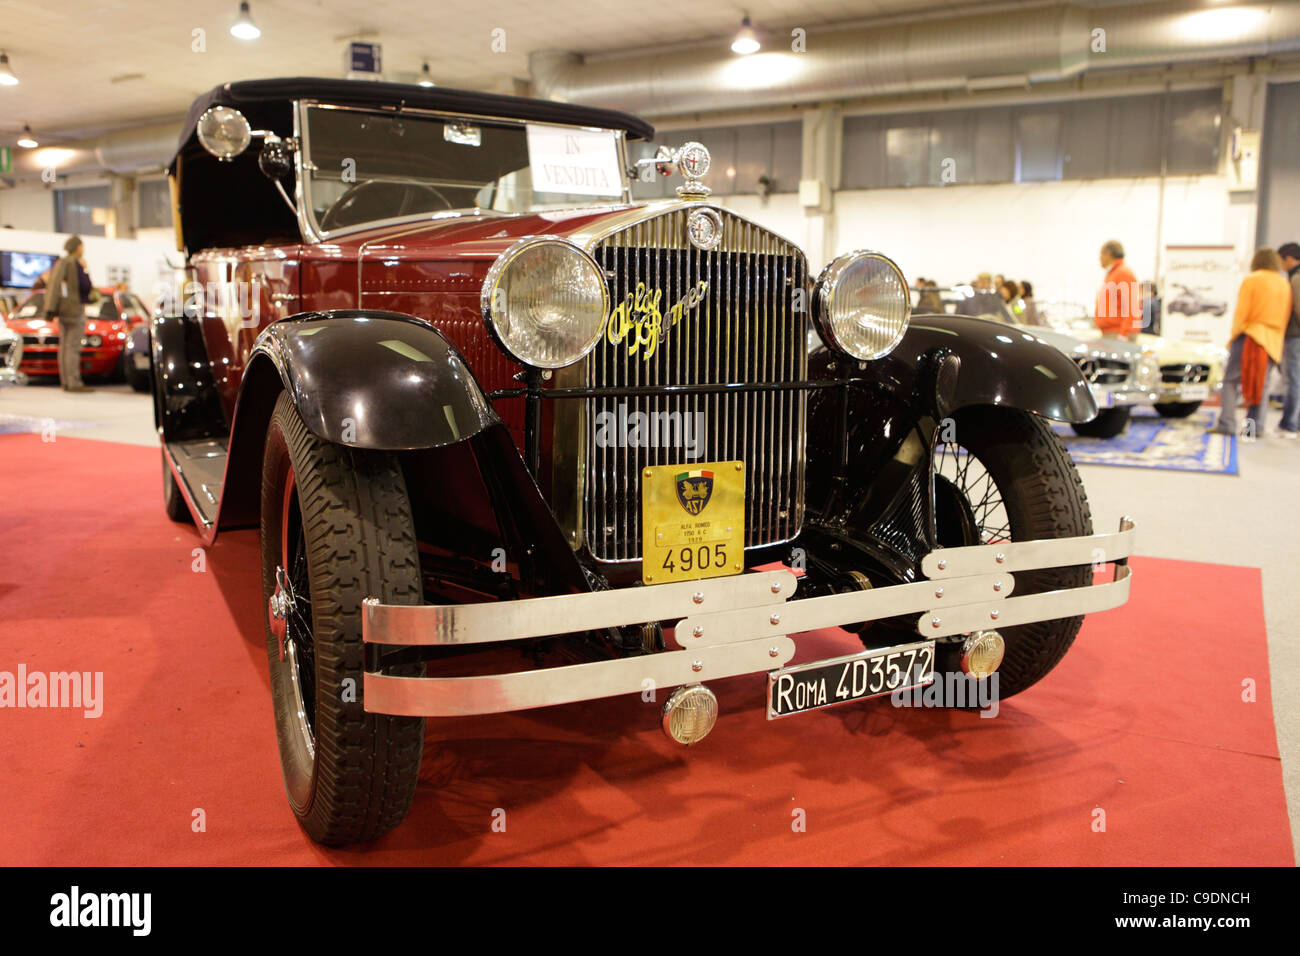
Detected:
[1161,245,1238,344]
[526,125,622,197]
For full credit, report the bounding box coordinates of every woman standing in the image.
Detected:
[1017,280,1043,326]
[1210,248,1292,438]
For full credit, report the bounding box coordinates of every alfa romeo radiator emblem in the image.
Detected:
[686,208,723,251]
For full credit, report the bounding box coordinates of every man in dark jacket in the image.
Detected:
[43,236,94,392]
[1277,241,1300,437]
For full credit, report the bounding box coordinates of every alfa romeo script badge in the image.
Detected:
[686,208,723,251]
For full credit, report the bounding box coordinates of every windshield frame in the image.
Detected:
[294,100,634,243]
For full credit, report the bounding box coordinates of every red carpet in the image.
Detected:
[0,433,1292,865]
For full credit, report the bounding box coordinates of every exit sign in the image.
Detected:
[0,147,11,174]
[345,42,382,80]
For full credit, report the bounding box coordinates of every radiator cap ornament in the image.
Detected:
[676,141,712,198]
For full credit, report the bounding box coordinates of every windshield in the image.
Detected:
[303,105,629,234]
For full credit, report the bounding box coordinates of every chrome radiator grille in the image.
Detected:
[578,207,809,563]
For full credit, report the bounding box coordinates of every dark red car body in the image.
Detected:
[187,208,620,456]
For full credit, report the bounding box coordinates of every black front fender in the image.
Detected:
[877,313,1097,423]
[250,310,500,450]
[803,313,1095,578]
[213,309,501,533]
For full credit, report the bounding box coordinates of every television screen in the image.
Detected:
[2,251,58,288]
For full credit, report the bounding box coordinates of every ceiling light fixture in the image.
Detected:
[0,52,18,86]
[231,1,262,40]
[418,62,436,87]
[731,15,760,55]
[17,124,37,148]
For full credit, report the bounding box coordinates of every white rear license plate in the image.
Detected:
[767,640,936,719]
[1179,384,1209,400]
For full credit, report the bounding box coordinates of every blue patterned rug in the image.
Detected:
[1051,408,1238,475]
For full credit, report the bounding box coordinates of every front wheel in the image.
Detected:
[1071,406,1130,438]
[261,391,425,845]
[1154,401,1201,418]
[931,406,1093,701]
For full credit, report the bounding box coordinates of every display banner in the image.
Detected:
[1161,245,1238,344]
[525,124,622,197]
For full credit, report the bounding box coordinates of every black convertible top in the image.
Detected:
[173,76,655,167]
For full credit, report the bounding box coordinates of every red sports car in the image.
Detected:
[5,287,151,381]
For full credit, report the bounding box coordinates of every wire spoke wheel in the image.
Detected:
[926,406,1094,702]
[932,437,1011,546]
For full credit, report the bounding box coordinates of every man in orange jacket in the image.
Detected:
[1094,239,1143,338]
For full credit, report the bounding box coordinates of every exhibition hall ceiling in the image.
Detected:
[2,0,1050,140]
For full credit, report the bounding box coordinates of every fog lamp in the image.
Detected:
[960,630,1005,679]
[661,683,718,745]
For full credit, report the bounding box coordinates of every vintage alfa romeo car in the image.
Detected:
[154,78,1135,845]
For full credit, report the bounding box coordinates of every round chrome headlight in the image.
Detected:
[481,237,609,369]
[196,106,251,162]
[813,251,911,360]
[84,334,103,347]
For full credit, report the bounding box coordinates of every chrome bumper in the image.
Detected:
[361,518,1136,717]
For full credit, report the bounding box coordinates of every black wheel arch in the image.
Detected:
[804,314,1096,584]
[214,309,503,533]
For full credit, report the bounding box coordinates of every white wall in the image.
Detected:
[720,174,1245,309]
[720,193,806,247]
[0,183,56,232]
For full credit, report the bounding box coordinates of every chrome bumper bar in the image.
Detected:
[361,517,1135,717]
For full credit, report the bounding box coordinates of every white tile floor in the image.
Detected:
[3,381,1298,860]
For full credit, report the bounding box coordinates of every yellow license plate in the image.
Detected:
[641,460,745,584]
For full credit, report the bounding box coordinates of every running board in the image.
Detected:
[163,439,228,530]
